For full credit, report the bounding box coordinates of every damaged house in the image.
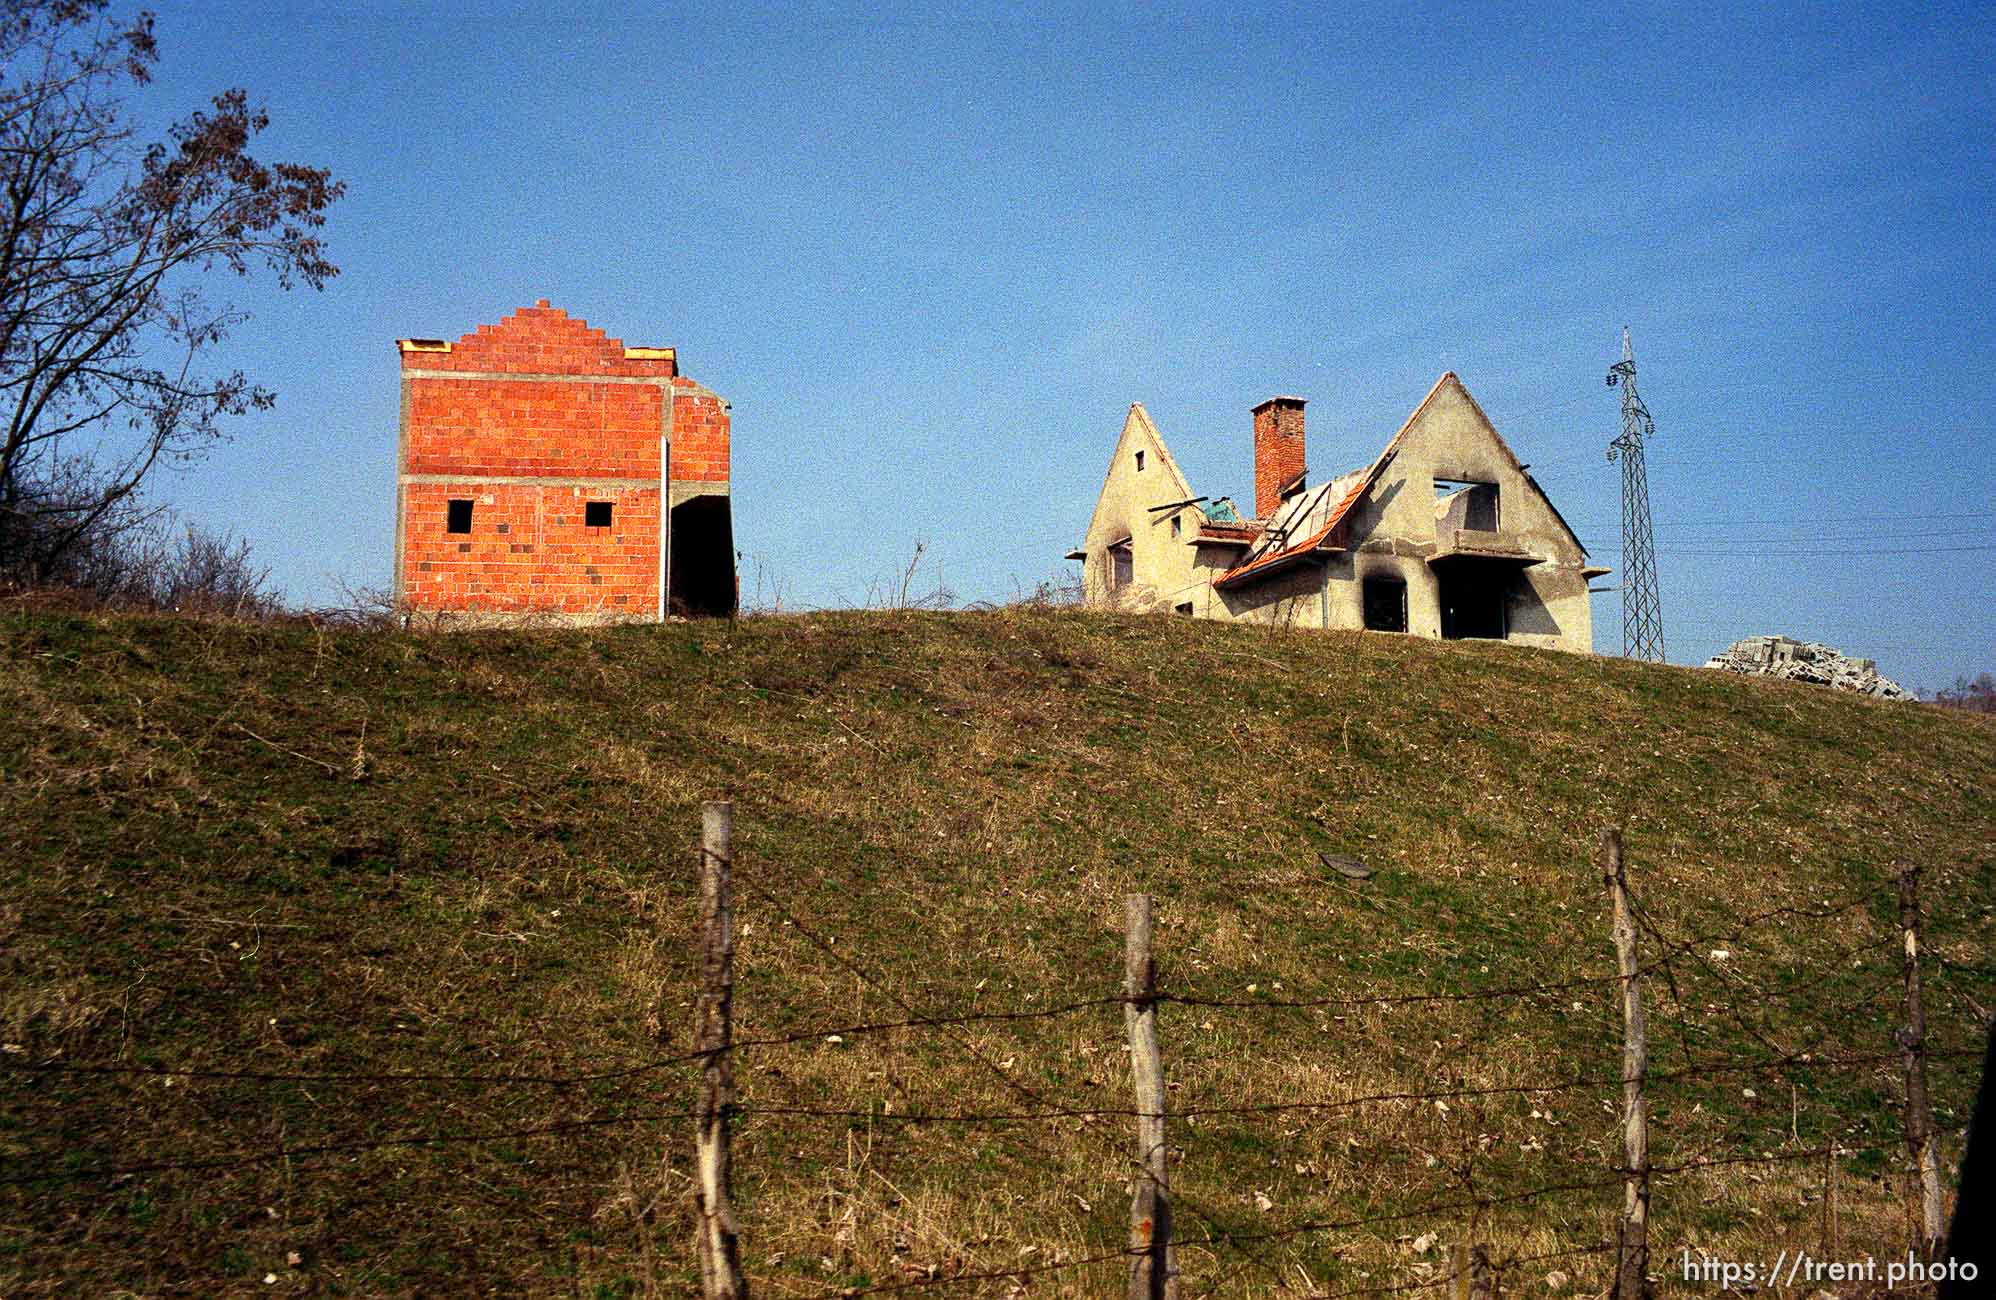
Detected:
[395,301,736,621]
[1066,373,1604,652]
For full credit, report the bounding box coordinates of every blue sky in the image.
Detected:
[122,1,1994,688]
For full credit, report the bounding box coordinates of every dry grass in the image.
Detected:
[0,607,1990,1296]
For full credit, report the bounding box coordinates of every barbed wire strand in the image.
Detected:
[0,997,1127,1089]
[4,893,1899,1091]
[733,871,1298,1294]
[0,1108,701,1188]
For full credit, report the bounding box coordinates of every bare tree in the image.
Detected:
[865,538,955,611]
[738,550,791,615]
[0,1,342,580]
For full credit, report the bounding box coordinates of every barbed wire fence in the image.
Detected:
[4,801,1985,1298]
[670,804,1981,1300]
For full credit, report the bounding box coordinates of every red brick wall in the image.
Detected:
[671,391,729,484]
[397,302,729,616]
[1253,396,1306,519]
[404,379,665,479]
[401,482,661,614]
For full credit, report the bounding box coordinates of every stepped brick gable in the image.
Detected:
[394,301,736,620]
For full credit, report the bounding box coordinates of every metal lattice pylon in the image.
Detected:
[1606,327,1665,662]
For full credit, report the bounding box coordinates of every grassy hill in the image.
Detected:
[2,607,1991,1297]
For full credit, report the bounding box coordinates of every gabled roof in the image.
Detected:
[1076,402,1197,548]
[1126,402,1196,500]
[1213,371,1587,588]
[1214,373,1459,588]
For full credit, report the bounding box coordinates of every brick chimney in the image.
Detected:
[1252,396,1307,519]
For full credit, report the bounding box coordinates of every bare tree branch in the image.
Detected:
[0,0,341,580]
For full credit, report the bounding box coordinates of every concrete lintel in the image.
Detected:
[1357,537,1436,559]
[669,480,728,507]
[398,473,730,498]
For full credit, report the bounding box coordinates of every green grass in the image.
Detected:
[1,606,1991,1297]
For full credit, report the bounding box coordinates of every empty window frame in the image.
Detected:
[1171,515,1182,538]
[1434,479,1499,532]
[1108,539,1133,589]
[585,501,613,528]
[1135,450,1146,472]
[1362,576,1407,632]
[446,499,473,534]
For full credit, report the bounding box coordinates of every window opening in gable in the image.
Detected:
[1434,479,1499,532]
[585,501,613,528]
[1171,515,1181,538]
[1362,576,1407,633]
[1108,538,1133,589]
[1135,450,1145,472]
[446,499,473,534]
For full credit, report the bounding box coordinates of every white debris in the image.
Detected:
[1703,635,1912,700]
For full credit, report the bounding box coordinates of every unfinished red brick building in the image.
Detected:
[395,301,735,620]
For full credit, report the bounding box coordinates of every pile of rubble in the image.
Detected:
[1702,635,1913,700]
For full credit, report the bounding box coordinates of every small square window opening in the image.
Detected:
[585,501,613,528]
[446,499,473,534]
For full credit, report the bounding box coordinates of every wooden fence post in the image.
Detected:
[695,801,747,1300]
[1450,1241,1497,1299]
[1602,827,1652,1300]
[1897,859,1946,1260]
[1125,894,1177,1300]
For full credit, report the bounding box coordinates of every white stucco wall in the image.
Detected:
[1074,377,1599,654]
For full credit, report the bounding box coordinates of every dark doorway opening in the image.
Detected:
[1362,577,1407,632]
[1438,570,1506,640]
[669,494,736,617]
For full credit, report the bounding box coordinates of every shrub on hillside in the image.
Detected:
[1931,673,1996,715]
[1,499,276,618]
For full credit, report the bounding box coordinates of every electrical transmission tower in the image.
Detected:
[1606,327,1665,661]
